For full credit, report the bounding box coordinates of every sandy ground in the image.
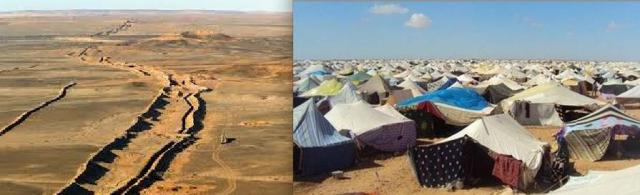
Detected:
[0,10,291,195]
[294,108,640,195]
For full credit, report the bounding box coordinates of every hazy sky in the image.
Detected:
[0,0,291,12]
[294,2,640,61]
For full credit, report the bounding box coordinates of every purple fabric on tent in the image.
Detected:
[356,121,417,152]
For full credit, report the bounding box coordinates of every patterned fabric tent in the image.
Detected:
[556,104,640,161]
[440,114,548,189]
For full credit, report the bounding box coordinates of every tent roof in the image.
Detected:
[561,104,640,136]
[300,79,343,97]
[617,85,640,98]
[329,82,363,106]
[357,74,390,94]
[399,87,490,110]
[325,101,412,135]
[293,100,352,148]
[398,79,426,97]
[294,77,320,93]
[501,83,605,111]
[441,114,547,173]
[550,164,640,195]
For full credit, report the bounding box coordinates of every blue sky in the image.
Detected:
[294,2,640,61]
[0,0,291,12]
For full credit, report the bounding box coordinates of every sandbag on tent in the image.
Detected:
[409,114,548,190]
[325,101,416,152]
[329,82,362,106]
[300,79,343,97]
[293,100,356,175]
[555,105,640,161]
[482,83,523,104]
[550,164,640,195]
[441,114,548,189]
[398,87,490,111]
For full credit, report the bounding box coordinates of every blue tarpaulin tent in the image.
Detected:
[293,99,356,175]
[398,87,489,110]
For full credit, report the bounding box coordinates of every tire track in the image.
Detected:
[0,82,76,136]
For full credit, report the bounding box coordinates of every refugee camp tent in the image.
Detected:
[300,79,343,97]
[396,88,495,137]
[293,100,356,175]
[325,101,416,152]
[294,77,320,94]
[500,83,606,126]
[409,114,548,190]
[599,81,632,95]
[550,164,640,195]
[426,76,448,91]
[385,89,414,106]
[299,64,329,76]
[482,83,524,104]
[337,66,354,76]
[616,85,640,104]
[329,82,362,106]
[398,79,426,97]
[348,71,372,85]
[358,75,390,104]
[556,105,640,161]
[399,87,489,111]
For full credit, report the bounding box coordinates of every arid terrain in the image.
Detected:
[294,108,640,195]
[0,10,291,195]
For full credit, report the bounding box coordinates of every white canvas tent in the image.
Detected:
[325,101,416,152]
[617,85,640,102]
[440,114,548,188]
[398,79,426,97]
[329,82,363,106]
[500,83,606,126]
[551,164,640,195]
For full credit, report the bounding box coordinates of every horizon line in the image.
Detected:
[294,57,640,63]
[0,9,291,14]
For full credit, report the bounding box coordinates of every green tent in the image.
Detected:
[348,71,372,85]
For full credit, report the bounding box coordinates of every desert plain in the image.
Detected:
[0,10,291,195]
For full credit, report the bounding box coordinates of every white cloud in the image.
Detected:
[405,13,431,29]
[369,4,408,15]
[606,21,619,32]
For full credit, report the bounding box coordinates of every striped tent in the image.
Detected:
[293,99,356,175]
[556,104,640,161]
